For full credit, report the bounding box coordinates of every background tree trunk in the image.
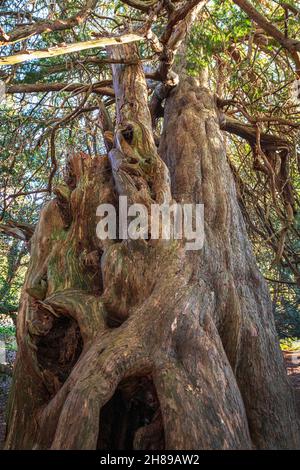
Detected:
[5,44,300,450]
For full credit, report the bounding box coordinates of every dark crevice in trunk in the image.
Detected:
[36,317,83,396]
[97,375,164,450]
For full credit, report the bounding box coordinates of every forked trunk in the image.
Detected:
[5,44,300,450]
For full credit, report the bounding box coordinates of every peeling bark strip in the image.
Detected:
[0,34,143,66]
[5,44,300,450]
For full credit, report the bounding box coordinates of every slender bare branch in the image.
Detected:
[0,0,98,46]
[233,0,300,73]
[0,220,35,241]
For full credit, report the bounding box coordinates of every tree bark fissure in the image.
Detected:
[159,77,299,448]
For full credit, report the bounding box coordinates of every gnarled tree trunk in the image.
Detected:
[5,44,300,450]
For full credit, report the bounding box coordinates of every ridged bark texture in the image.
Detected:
[4,45,300,450]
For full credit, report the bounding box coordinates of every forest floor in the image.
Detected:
[0,344,299,449]
[0,318,16,450]
[284,350,300,413]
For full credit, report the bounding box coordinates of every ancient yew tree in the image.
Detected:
[0,0,300,450]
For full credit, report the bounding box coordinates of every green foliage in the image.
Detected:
[187,0,252,69]
[280,338,300,352]
[274,292,300,339]
[0,325,15,337]
[0,324,17,354]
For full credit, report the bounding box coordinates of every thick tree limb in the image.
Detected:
[107,43,171,207]
[219,114,289,151]
[0,220,35,241]
[280,3,300,17]
[0,0,98,46]
[149,1,209,126]
[121,0,158,11]
[161,0,206,44]
[157,0,208,83]
[0,34,144,66]
[121,0,181,12]
[6,81,114,96]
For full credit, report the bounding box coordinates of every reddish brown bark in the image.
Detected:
[4,44,300,450]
